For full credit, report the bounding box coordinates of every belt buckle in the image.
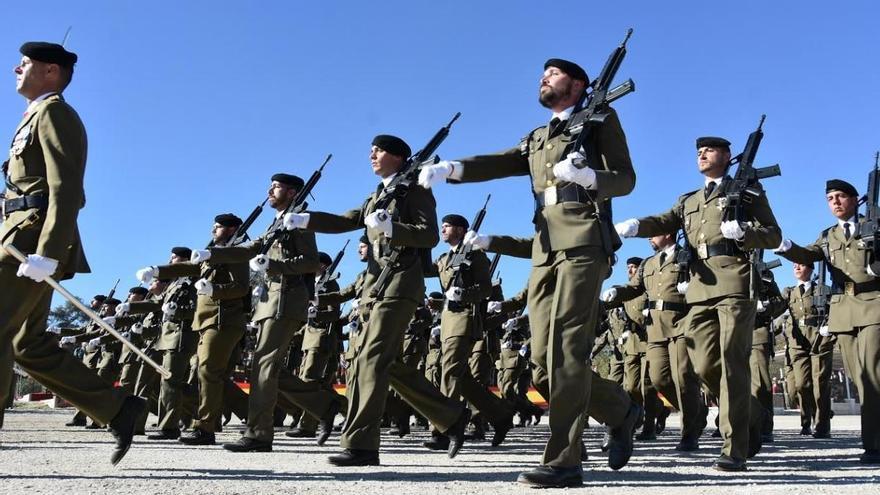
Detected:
[655,299,665,311]
[844,282,855,296]
[798,318,805,327]
[543,186,558,206]
[697,243,708,259]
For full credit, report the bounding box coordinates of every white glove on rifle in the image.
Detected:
[365,209,392,238]
[136,266,158,284]
[445,286,463,302]
[191,249,211,263]
[102,316,116,327]
[487,301,502,313]
[617,330,631,345]
[502,317,519,331]
[757,300,767,313]
[130,323,143,335]
[283,212,310,231]
[601,288,617,302]
[774,239,792,254]
[819,326,831,337]
[161,301,178,317]
[88,337,102,348]
[518,344,529,357]
[552,152,596,189]
[676,281,689,295]
[249,254,269,273]
[59,336,76,345]
[307,305,318,319]
[195,279,213,297]
[16,254,58,282]
[115,302,131,316]
[720,220,746,241]
[417,160,456,189]
[252,285,266,298]
[462,230,490,250]
[615,219,639,238]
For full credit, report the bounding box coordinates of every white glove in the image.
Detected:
[757,300,767,313]
[774,239,792,254]
[819,326,831,337]
[344,320,360,334]
[115,302,130,316]
[615,219,639,238]
[252,285,266,298]
[617,330,631,345]
[121,331,131,340]
[364,209,392,238]
[246,321,260,333]
[161,301,178,317]
[502,317,519,330]
[601,288,617,302]
[417,160,454,189]
[191,249,211,263]
[351,298,360,310]
[641,308,649,317]
[59,336,76,345]
[16,254,59,282]
[430,325,441,338]
[487,301,503,313]
[102,316,116,327]
[283,212,310,230]
[195,279,213,297]
[462,230,490,250]
[249,254,269,273]
[676,281,689,295]
[867,265,878,277]
[88,337,102,348]
[307,305,318,319]
[130,323,143,335]
[720,220,746,241]
[518,345,529,357]
[47,325,61,334]
[445,286,463,302]
[553,152,596,189]
[136,266,158,284]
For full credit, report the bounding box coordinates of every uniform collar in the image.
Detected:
[25,92,57,115]
[551,105,575,122]
[704,175,725,188]
[381,173,397,188]
[798,281,812,292]
[838,215,857,230]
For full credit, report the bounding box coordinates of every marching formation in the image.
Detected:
[1,34,878,489]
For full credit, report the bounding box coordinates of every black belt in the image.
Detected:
[646,299,687,312]
[2,194,48,216]
[534,183,593,208]
[832,280,880,296]
[797,316,820,327]
[693,240,745,259]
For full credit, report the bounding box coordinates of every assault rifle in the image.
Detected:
[752,249,781,300]
[563,28,635,168]
[719,115,781,223]
[315,239,349,296]
[855,152,880,264]
[369,113,461,298]
[229,198,269,246]
[812,259,832,330]
[446,195,491,295]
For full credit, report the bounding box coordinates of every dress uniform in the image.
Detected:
[419,58,639,487]
[749,272,786,441]
[0,41,143,465]
[286,134,469,466]
[777,179,880,463]
[617,136,782,470]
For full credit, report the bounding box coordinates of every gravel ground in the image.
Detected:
[1,406,877,494]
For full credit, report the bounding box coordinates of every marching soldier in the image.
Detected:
[0,41,144,464]
[781,262,835,437]
[283,134,470,466]
[616,135,782,471]
[749,265,786,442]
[133,246,198,440]
[775,179,880,463]
[114,287,150,395]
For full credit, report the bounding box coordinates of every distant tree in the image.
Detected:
[48,299,88,328]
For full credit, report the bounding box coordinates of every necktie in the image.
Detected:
[659,252,667,266]
[799,285,805,296]
[549,117,564,136]
[704,181,716,199]
[844,222,851,240]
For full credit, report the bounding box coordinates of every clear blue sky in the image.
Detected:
[2,1,878,306]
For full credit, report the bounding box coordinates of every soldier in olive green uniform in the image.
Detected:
[202,173,321,452]
[425,213,515,448]
[423,294,444,389]
[114,287,150,395]
[749,267,786,442]
[0,41,144,465]
[592,311,626,385]
[419,58,639,487]
[603,235,707,451]
[781,262,835,437]
[285,134,469,467]
[776,179,880,463]
[616,135,782,471]
[386,298,433,437]
[132,247,198,440]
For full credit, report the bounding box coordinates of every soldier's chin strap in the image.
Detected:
[2,211,170,379]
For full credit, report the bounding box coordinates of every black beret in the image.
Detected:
[157,278,172,284]
[171,246,192,259]
[696,137,731,149]
[441,214,469,230]
[544,58,589,84]
[826,179,858,197]
[93,294,107,302]
[626,257,643,266]
[271,173,305,190]
[428,291,445,300]
[20,42,77,68]
[129,286,149,295]
[214,213,242,228]
[104,298,122,305]
[318,252,333,265]
[372,135,411,158]
[359,234,369,244]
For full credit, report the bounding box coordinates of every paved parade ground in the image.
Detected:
[1,407,878,494]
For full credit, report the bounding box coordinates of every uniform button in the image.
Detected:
[546,144,554,150]
[546,179,553,186]
[546,162,552,168]
[701,220,706,224]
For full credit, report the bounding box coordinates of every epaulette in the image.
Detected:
[518,125,544,157]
